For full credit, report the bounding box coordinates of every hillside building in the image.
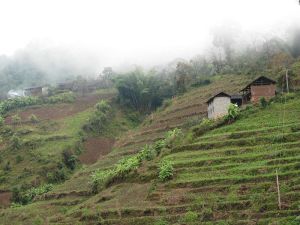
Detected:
[206,92,243,119]
[24,86,43,97]
[206,92,231,119]
[57,82,74,91]
[7,90,25,99]
[241,76,276,104]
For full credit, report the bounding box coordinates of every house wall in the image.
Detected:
[250,84,276,103]
[208,96,231,119]
[25,88,42,97]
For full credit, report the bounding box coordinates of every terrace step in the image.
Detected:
[197,121,300,141]
[173,131,300,153]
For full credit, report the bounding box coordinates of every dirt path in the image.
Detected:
[0,192,11,208]
[79,137,115,164]
[5,93,114,123]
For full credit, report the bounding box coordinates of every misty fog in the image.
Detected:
[0,0,299,95]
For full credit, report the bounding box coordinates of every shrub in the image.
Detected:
[259,97,268,108]
[165,128,184,148]
[0,96,41,116]
[62,149,77,170]
[12,114,21,125]
[10,135,22,150]
[180,211,198,223]
[154,139,166,156]
[83,100,112,134]
[224,103,240,122]
[158,160,174,182]
[46,167,68,183]
[15,155,23,163]
[95,100,111,113]
[91,155,140,193]
[29,114,39,123]
[154,219,169,225]
[12,184,53,205]
[138,144,156,161]
[3,161,11,171]
[91,170,114,193]
[46,92,75,104]
[0,116,4,126]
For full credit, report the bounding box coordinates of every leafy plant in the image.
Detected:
[3,161,11,171]
[225,103,240,122]
[158,160,174,182]
[259,97,268,108]
[0,116,4,126]
[62,149,77,170]
[154,139,166,156]
[12,184,53,205]
[10,135,22,150]
[138,144,156,161]
[46,92,75,104]
[154,219,169,225]
[29,114,39,123]
[180,211,198,223]
[165,128,184,147]
[15,155,23,163]
[83,100,112,134]
[12,114,21,125]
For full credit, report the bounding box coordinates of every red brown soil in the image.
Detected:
[79,137,115,164]
[0,192,12,208]
[5,93,114,123]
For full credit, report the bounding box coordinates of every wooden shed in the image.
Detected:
[241,76,276,104]
[24,86,43,97]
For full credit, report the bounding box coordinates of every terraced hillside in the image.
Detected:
[35,75,251,196]
[65,94,299,225]
[2,92,299,224]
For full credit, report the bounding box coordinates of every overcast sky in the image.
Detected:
[0,0,299,68]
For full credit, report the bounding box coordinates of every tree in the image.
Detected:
[114,69,167,112]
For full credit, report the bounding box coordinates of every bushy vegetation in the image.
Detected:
[0,97,42,116]
[0,116,4,126]
[11,114,21,125]
[91,155,140,193]
[224,103,240,122]
[90,129,179,192]
[46,92,75,104]
[259,97,268,108]
[10,134,22,150]
[11,184,53,205]
[83,100,112,133]
[165,128,184,148]
[0,92,75,117]
[158,160,174,182]
[29,114,39,123]
[62,149,77,170]
[180,211,198,224]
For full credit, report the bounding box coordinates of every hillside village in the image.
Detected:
[207,76,277,119]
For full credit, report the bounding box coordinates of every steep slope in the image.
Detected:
[113,75,251,156]
[2,75,299,225]
[36,75,250,196]
[50,93,299,225]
